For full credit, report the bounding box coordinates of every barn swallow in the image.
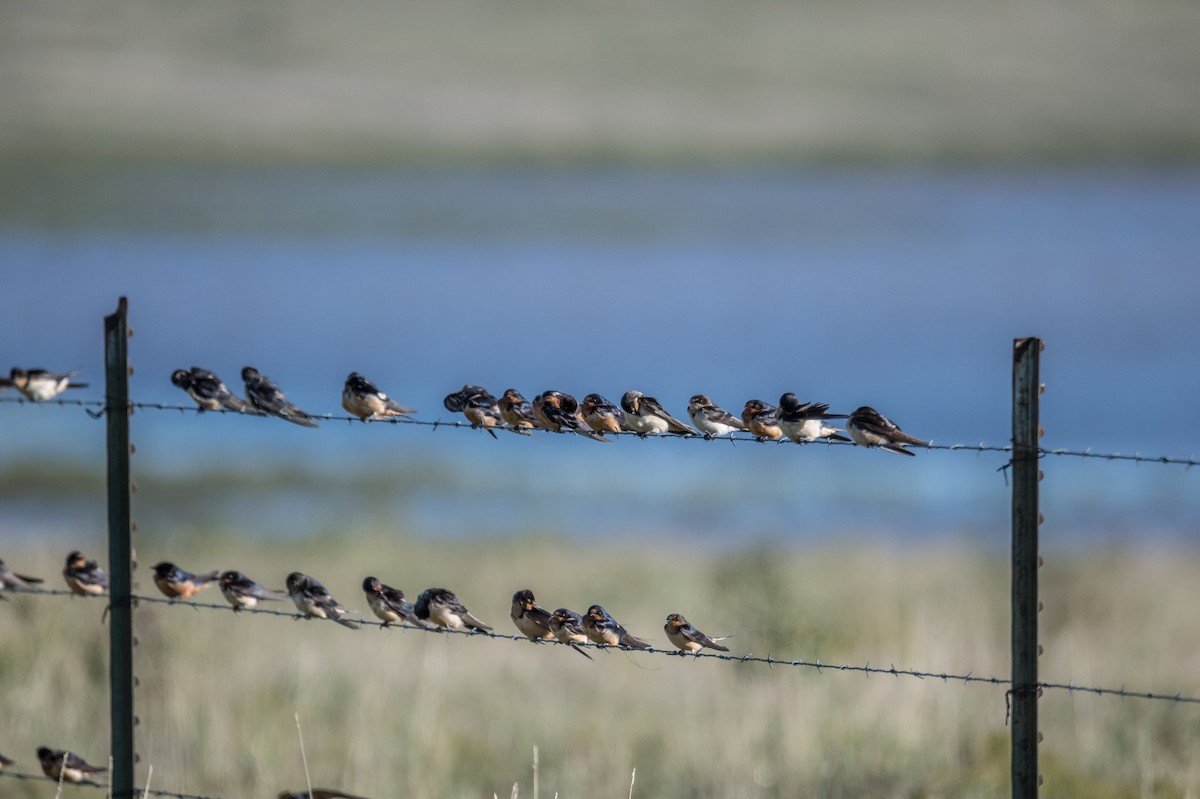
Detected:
[443,385,501,437]
[548,607,594,660]
[36,747,106,783]
[219,570,287,610]
[286,572,359,629]
[0,374,11,391]
[170,367,251,413]
[151,561,220,600]
[580,393,626,436]
[342,372,416,422]
[621,391,696,436]
[62,551,108,596]
[664,613,730,653]
[583,604,652,649]
[510,589,555,641]
[414,587,492,632]
[847,406,930,456]
[241,367,319,428]
[0,752,13,768]
[0,558,44,591]
[277,790,370,799]
[533,390,608,441]
[10,368,88,402]
[777,393,850,443]
[497,389,541,434]
[687,394,747,438]
[742,399,782,441]
[362,577,430,628]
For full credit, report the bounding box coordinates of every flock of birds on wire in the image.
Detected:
[4,365,933,455]
[3,549,732,798]
[2,363,930,796]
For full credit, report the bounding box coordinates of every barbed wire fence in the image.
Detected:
[2,300,1198,799]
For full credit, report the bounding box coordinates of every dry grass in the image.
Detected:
[3,530,1200,797]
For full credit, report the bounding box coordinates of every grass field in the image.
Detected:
[2,530,1199,798]
[2,0,1200,165]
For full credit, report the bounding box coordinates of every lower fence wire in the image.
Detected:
[0,769,222,799]
[8,587,1199,704]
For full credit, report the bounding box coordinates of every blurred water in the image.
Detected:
[1,166,1198,545]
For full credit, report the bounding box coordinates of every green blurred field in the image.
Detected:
[2,531,1199,798]
[2,0,1200,165]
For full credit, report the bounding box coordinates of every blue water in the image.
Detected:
[2,167,1198,545]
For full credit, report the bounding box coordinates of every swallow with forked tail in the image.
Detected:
[847,406,930,456]
[548,607,594,660]
[621,391,696,436]
[342,372,416,422]
[63,551,108,596]
[498,389,541,434]
[37,747,105,783]
[777,393,850,443]
[664,612,730,653]
[510,588,555,641]
[443,385,501,437]
[10,368,88,402]
[363,577,431,628]
[219,570,287,610]
[533,391,608,441]
[152,561,220,600]
[171,367,251,413]
[415,587,492,632]
[580,393,626,437]
[584,604,652,649]
[742,399,782,441]
[286,572,359,629]
[687,394,747,438]
[242,367,319,428]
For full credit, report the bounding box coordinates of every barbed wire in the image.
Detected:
[0,768,223,799]
[9,586,1199,706]
[1,396,1196,467]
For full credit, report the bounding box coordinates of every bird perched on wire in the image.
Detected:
[548,608,594,660]
[777,393,850,443]
[219,570,287,611]
[277,790,370,799]
[0,751,13,769]
[687,394,747,439]
[241,367,319,428]
[534,390,608,441]
[286,572,359,629]
[664,613,730,653]
[415,587,492,632]
[621,391,696,436]
[741,399,782,441]
[362,577,430,628]
[584,604,652,650]
[170,367,251,413]
[847,406,930,456]
[341,372,416,422]
[36,747,106,783]
[510,589,555,641]
[497,389,541,434]
[580,393,626,437]
[9,368,88,402]
[0,559,43,592]
[62,551,108,596]
[151,561,220,600]
[443,385,501,437]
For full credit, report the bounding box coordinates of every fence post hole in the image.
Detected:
[1012,337,1042,798]
[105,296,135,799]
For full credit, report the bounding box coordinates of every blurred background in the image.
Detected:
[2,1,1199,796]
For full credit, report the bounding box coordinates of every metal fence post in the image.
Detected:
[1012,337,1042,798]
[105,297,135,799]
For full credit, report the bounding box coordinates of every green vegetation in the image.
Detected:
[2,533,1198,797]
[2,0,1200,166]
